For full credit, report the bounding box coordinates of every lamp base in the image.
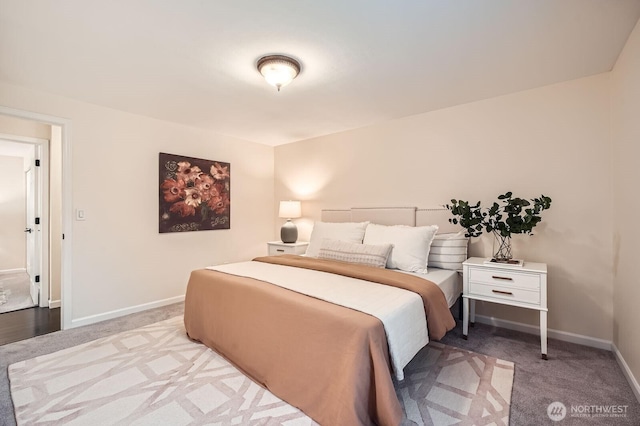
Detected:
[280,220,298,244]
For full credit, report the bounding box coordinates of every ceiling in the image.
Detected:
[1,1,639,146]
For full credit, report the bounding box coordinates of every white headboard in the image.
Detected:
[321,207,461,233]
[351,207,416,226]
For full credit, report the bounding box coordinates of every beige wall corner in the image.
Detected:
[611,17,640,399]
[275,73,614,342]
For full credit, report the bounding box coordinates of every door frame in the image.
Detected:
[0,106,72,330]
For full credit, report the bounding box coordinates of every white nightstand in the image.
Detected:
[267,241,309,256]
[462,257,548,359]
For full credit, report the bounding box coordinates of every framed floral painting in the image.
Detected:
[159,152,230,233]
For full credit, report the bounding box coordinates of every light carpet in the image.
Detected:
[8,316,514,425]
[396,342,513,425]
[0,273,35,314]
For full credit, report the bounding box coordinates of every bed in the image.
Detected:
[184,207,466,426]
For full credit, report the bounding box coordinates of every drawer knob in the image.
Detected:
[276,249,285,252]
[492,275,513,281]
[492,289,514,295]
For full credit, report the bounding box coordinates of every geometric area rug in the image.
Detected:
[397,341,514,425]
[9,316,513,425]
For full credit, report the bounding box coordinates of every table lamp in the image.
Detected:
[279,201,301,243]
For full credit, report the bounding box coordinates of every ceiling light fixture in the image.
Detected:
[257,55,301,91]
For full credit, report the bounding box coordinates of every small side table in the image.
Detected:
[462,257,549,359]
[267,241,309,256]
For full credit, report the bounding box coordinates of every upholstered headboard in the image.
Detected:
[320,207,461,233]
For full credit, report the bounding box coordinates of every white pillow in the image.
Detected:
[428,232,469,271]
[305,221,369,258]
[363,223,438,273]
[318,239,393,268]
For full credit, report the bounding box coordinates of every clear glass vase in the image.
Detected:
[492,231,513,261]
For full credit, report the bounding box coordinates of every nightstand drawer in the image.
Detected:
[468,268,540,290]
[468,282,540,305]
[269,245,293,255]
[267,241,309,256]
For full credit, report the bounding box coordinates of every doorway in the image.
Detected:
[0,107,71,333]
[0,137,44,314]
[0,112,64,344]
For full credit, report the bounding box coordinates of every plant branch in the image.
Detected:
[446,192,552,238]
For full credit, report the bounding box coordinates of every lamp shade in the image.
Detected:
[279,201,301,219]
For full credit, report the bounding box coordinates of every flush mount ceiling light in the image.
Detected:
[257,55,301,91]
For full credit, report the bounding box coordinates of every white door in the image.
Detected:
[25,167,39,305]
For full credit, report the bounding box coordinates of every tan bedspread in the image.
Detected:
[184,256,455,426]
[254,255,456,340]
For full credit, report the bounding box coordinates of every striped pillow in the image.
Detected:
[427,232,469,271]
[318,239,393,269]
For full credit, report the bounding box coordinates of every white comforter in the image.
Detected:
[207,261,428,380]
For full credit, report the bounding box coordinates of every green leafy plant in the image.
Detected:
[446,192,552,260]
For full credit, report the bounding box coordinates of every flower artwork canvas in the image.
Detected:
[159,153,230,233]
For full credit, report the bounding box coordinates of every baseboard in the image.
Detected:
[0,268,26,275]
[70,295,185,328]
[474,314,613,351]
[48,299,61,309]
[613,344,640,404]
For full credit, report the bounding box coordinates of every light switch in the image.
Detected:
[76,209,86,221]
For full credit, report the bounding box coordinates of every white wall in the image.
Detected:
[0,80,274,323]
[0,155,26,270]
[611,19,640,393]
[275,74,614,341]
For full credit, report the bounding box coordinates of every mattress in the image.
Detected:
[399,267,462,308]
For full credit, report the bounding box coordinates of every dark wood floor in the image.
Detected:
[0,307,60,346]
